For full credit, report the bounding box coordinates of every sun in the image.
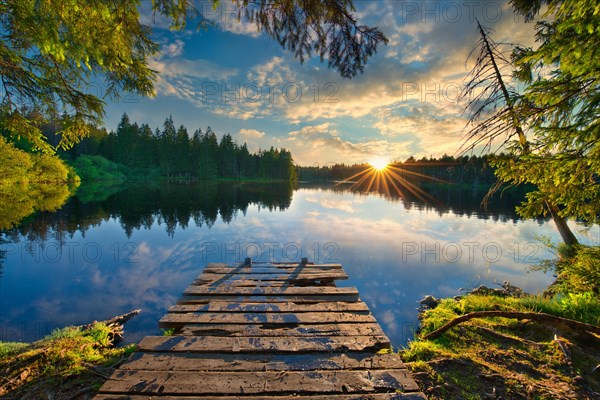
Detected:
[369,158,390,171]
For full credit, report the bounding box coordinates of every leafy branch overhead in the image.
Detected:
[234,0,388,78]
[460,0,600,243]
[0,0,387,152]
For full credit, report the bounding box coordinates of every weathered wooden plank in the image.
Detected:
[195,271,348,281]
[119,352,408,372]
[183,286,358,296]
[192,280,336,288]
[95,393,426,399]
[177,294,360,303]
[177,322,386,337]
[99,369,420,395]
[200,268,343,276]
[203,262,342,269]
[159,311,376,328]
[137,335,390,353]
[168,301,370,314]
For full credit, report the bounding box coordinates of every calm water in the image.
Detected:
[1,181,598,346]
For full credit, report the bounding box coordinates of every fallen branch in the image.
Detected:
[78,309,141,345]
[421,311,600,340]
[79,309,142,331]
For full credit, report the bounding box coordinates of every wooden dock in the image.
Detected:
[95,260,425,399]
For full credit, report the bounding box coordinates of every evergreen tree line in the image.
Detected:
[297,155,497,186]
[61,114,297,182]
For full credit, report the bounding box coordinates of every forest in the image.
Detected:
[58,114,297,182]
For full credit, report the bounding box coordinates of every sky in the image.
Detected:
[102,0,539,166]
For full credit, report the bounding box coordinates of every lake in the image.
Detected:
[1,181,598,346]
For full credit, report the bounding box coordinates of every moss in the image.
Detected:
[0,323,136,398]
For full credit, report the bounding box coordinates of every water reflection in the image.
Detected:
[1,181,596,346]
[5,181,294,241]
[0,182,76,230]
[306,181,534,222]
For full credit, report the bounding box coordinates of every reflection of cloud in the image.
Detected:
[306,197,357,214]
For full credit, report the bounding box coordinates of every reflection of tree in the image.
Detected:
[0,236,6,281]
[301,181,535,223]
[0,182,75,230]
[1,182,295,244]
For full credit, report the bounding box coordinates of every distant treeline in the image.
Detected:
[297,155,497,186]
[53,114,297,182]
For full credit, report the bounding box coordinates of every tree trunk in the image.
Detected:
[546,201,579,246]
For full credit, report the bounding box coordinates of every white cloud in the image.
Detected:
[289,123,334,138]
[239,128,266,139]
[203,0,261,38]
[160,39,185,58]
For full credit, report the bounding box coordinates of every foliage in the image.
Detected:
[491,0,600,225]
[0,0,386,152]
[0,136,77,229]
[236,0,388,78]
[0,0,157,152]
[535,244,600,296]
[0,342,29,358]
[0,323,136,398]
[521,292,600,326]
[73,155,128,182]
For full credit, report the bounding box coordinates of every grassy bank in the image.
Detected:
[401,245,600,399]
[0,323,136,399]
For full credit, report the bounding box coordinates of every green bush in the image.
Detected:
[73,155,127,182]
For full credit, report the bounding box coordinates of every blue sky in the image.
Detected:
[102,1,537,166]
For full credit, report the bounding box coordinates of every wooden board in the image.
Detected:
[168,301,370,313]
[159,311,376,328]
[177,293,360,303]
[137,335,390,353]
[96,393,426,399]
[191,280,336,288]
[204,262,342,271]
[200,268,342,276]
[119,352,408,372]
[99,369,420,395]
[200,267,345,275]
[195,271,348,281]
[177,323,387,338]
[183,286,359,296]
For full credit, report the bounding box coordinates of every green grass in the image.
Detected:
[401,291,600,399]
[0,342,30,358]
[0,323,137,398]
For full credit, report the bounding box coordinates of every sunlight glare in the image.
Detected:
[369,158,389,171]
